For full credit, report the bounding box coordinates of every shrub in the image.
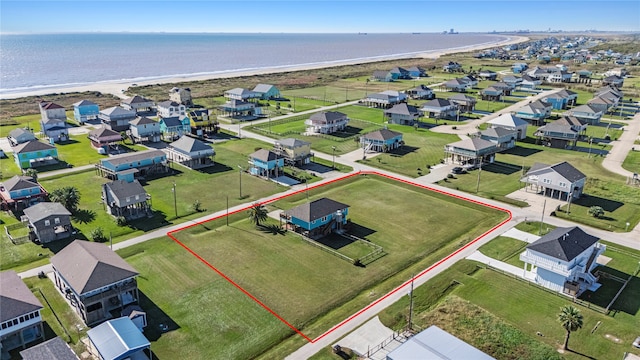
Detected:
[115,216,127,227]
[588,206,605,218]
[90,227,107,242]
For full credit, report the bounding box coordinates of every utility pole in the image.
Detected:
[226,196,229,226]
[237,165,243,199]
[567,191,573,214]
[332,146,337,169]
[475,158,483,193]
[407,275,415,332]
[539,199,546,235]
[172,182,177,218]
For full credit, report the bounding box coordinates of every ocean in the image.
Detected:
[0,33,505,93]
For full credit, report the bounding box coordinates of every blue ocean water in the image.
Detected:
[0,33,505,91]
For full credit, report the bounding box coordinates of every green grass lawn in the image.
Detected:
[357,126,459,178]
[622,149,640,174]
[478,235,528,265]
[55,136,148,167]
[131,175,505,359]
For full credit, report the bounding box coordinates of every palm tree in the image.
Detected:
[558,305,583,350]
[248,203,268,226]
[49,186,81,213]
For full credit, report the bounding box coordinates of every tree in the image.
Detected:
[24,168,38,182]
[588,206,605,218]
[49,186,81,212]
[248,203,268,226]
[90,227,107,242]
[557,305,583,350]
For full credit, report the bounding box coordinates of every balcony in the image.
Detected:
[520,252,571,276]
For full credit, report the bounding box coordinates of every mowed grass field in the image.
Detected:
[131,175,506,359]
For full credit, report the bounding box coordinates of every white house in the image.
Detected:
[520,227,605,296]
[0,271,44,351]
[486,114,528,140]
[157,100,186,119]
[305,111,349,134]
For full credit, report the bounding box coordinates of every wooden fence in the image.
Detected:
[4,223,30,245]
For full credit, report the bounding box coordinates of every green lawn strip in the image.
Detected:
[23,276,87,354]
[1,154,26,179]
[357,127,459,178]
[117,237,293,360]
[622,149,640,174]
[455,266,640,360]
[478,236,528,262]
[56,135,149,167]
[173,176,506,345]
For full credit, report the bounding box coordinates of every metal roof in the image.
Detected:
[87,317,149,360]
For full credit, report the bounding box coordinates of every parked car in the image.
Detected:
[451,167,466,174]
[633,336,640,348]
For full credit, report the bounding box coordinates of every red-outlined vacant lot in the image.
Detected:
[166,171,512,344]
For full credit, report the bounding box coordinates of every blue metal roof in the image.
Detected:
[87,317,150,360]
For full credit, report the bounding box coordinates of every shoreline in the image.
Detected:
[0,35,528,100]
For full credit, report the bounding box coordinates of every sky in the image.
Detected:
[1,0,639,34]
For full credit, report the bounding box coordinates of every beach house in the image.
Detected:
[219,99,257,120]
[159,116,191,140]
[534,121,580,149]
[479,127,517,150]
[157,100,186,118]
[12,140,59,170]
[0,175,48,211]
[444,137,498,167]
[188,109,213,133]
[281,198,349,239]
[102,180,150,220]
[486,114,528,140]
[420,99,457,119]
[19,337,79,360]
[566,104,603,125]
[305,111,349,134]
[515,100,552,126]
[406,84,434,100]
[384,103,421,125]
[7,128,36,147]
[0,271,44,352]
[51,240,139,326]
[371,70,393,82]
[447,94,476,113]
[544,89,578,110]
[22,202,73,243]
[39,101,69,142]
[478,69,498,80]
[443,78,471,92]
[360,128,403,153]
[520,227,604,295]
[406,66,427,78]
[501,75,522,88]
[165,135,215,169]
[386,326,495,360]
[73,99,100,124]
[602,75,624,88]
[169,87,192,106]
[362,90,407,108]
[253,84,280,100]
[95,149,168,181]
[224,88,261,101]
[128,116,161,143]
[99,107,136,132]
[273,138,312,167]
[88,127,122,153]
[120,96,155,115]
[248,149,284,178]
[520,161,586,199]
[480,86,504,101]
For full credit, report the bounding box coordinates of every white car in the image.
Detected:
[633,336,640,349]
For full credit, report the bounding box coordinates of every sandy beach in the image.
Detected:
[0,35,528,100]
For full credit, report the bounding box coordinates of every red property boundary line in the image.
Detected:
[166,170,513,344]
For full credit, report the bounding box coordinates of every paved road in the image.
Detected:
[601,112,640,178]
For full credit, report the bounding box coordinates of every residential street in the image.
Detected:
[15,86,640,360]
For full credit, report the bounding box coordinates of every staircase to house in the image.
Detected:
[584,247,600,273]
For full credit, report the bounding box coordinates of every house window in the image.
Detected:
[321,216,328,222]
[559,182,567,188]
[135,195,140,200]
[54,218,60,224]
[542,179,551,184]
[44,220,51,226]
[126,196,131,202]
[1,322,7,329]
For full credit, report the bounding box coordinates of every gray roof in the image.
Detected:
[448,137,497,151]
[285,198,349,223]
[250,149,281,162]
[89,127,121,139]
[23,202,71,223]
[422,98,454,108]
[372,70,391,78]
[13,140,56,154]
[73,99,97,107]
[309,111,347,123]
[104,180,146,202]
[448,93,477,102]
[100,106,136,117]
[526,161,586,183]
[100,149,165,166]
[160,116,183,127]
[444,78,469,87]
[362,128,403,141]
[1,175,39,192]
[276,138,310,148]
[121,95,153,105]
[480,127,516,138]
[157,100,181,108]
[253,84,277,93]
[570,104,600,114]
[51,240,138,295]
[0,270,43,322]
[129,116,157,126]
[384,103,419,116]
[169,136,213,153]
[487,114,528,127]
[536,122,577,135]
[20,337,79,360]
[527,227,599,261]
[555,116,585,128]
[8,128,37,140]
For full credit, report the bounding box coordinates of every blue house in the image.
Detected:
[12,140,58,170]
[248,149,284,178]
[512,62,528,74]
[360,128,403,153]
[406,66,426,78]
[252,84,280,100]
[544,89,578,110]
[281,198,349,239]
[0,175,48,210]
[73,100,100,124]
[159,116,190,140]
[372,71,394,82]
[96,149,168,181]
[389,67,411,80]
[87,317,150,360]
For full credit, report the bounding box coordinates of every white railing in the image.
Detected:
[520,252,571,276]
